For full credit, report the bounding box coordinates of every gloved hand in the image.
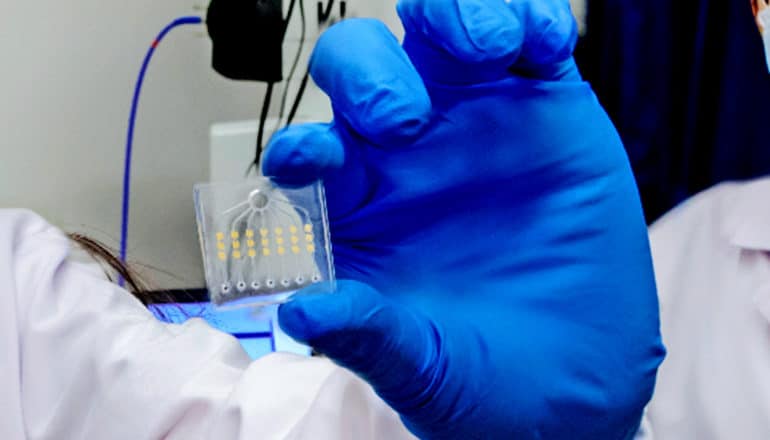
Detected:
[264,1,666,438]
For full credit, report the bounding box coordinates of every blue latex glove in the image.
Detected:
[264,1,665,438]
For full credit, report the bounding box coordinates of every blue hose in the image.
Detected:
[120,16,203,283]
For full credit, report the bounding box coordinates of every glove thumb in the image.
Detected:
[278,280,442,410]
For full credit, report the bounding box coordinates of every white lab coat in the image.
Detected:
[0,209,415,439]
[640,177,770,439]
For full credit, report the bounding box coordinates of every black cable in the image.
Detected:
[275,0,306,132]
[317,0,335,23]
[120,16,203,270]
[284,0,338,128]
[284,0,297,36]
[248,81,275,175]
[246,0,305,176]
[286,69,310,126]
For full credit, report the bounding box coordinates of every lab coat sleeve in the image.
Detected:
[1,209,413,440]
[635,193,709,440]
[648,182,740,313]
[639,182,741,440]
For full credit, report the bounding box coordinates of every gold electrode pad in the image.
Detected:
[194,178,335,308]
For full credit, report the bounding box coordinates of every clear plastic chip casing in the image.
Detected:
[194,178,335,308]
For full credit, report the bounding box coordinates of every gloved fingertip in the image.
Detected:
[398,0,523,63]
[457,0,524,63]
[278,280,359,343]
[398,0,579,82]
[519,5,578,71]
[262,123,344,186]
[280,280,445,412]
[309,18,432,146]
[277,299,316,344]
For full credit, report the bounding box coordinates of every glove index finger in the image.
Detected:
[262,123,344,186]
[310,19,432,147]
[398,0,578,83]
[398,0,524,64]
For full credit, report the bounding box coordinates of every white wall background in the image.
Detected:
[0,0,274,288]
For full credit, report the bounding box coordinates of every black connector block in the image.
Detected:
[207,0,284,82]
